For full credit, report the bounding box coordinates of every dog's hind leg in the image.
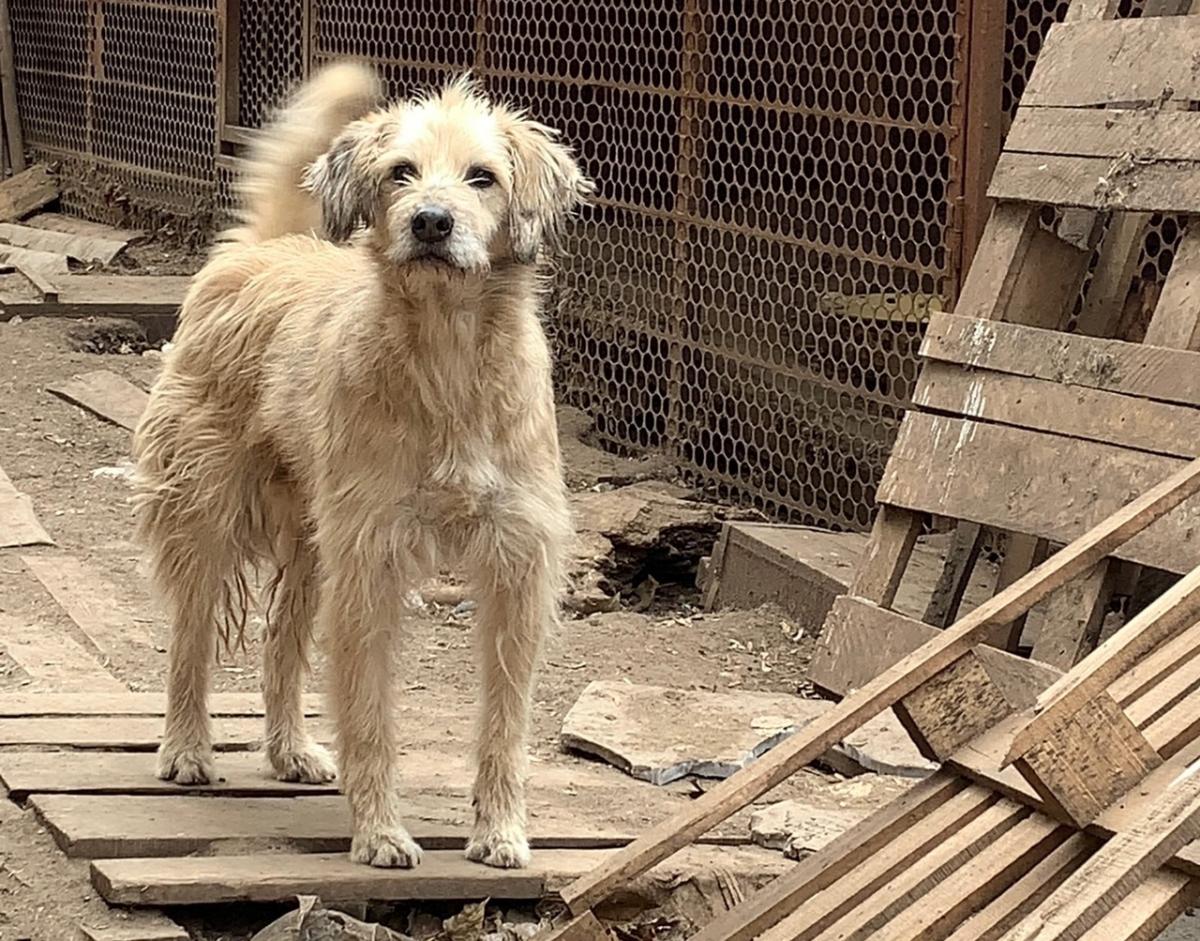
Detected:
[153,534,235,785]
[262,531,337,784]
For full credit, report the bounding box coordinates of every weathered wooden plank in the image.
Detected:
[22,554,154,660]
[753,789,1008,941]
[1022,17,1200,108]
[1000,764,1200,941]
[29,790,748,859]
[879,814,1066,941]
[0,463,53,548]
[1006,107,1200,162]
[91,849,602,905]
[921,313,1200,409]
[24,212,142,245]
[879,414,1200,576]
[1073,871,1200,941]
[924,523,984,628]
[0,274,187,315]
[0,613,124,693]
[1031,562,1116,671]
[849,505,920,606]
[0,243,67,275]
[1125,643,1200,730]
[45,371,149,433]
[913,361,1200,460]
[1007,563,1200,765]
[1111,620,1200,710]
[952,203,1041,322]
[0,691,321,718]
[989,151,1200,214]
[0,165,56,220]
[561,454,1200,914]
[1144,227,1200,351]
[0,716,276,749]
[943,833,1095,941]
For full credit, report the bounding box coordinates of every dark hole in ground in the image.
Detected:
[69,319,165,355]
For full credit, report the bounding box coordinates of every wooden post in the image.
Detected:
[0,0,24,173]
[215,0,241,150]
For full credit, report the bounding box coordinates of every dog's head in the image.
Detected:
[304,75,593,273]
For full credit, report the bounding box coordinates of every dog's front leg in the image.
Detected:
[467,534,559,869]
[323,564,424,868]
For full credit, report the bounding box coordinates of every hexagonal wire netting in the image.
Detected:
[10,0,1183,530]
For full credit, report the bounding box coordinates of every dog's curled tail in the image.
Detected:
[222,62,379,247]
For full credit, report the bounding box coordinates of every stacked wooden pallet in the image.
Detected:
[542,3,1200,938]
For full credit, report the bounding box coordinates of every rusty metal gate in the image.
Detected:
[9,0,1112,531]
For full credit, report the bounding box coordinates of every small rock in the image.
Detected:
[451,599,477,618]
[91,462,136,482]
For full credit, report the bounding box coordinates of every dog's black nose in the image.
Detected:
[411,207,454,244]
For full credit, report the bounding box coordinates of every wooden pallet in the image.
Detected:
[544,4,1200,938]
[0,692,792,908]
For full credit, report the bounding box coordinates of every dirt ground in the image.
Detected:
[1,311,1197,939]
[0,314,890,939]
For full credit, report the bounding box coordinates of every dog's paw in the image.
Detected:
[156,742,216,785]
[466,828,531,869]
[269,741,337,785]
[350,828,424,868]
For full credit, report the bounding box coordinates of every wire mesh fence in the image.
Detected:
[12,0,1170,531]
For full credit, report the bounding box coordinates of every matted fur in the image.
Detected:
[133,63,591,869]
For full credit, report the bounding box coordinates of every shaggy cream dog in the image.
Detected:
[133,64,591,869]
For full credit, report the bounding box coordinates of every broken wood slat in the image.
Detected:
[753,789,1010,941]
[1006,562,1200,766]
[0,716,278,749]
[999,764,1200,941]
[1142,695,1200,761]
[1030,562,1116,671]
[1144,227,1200,350]
[1111,619,1200,709]
[1005,107,1200,163]
[880,414,1200,576]
[0,613,124,693]
[1021,16,1200,107]
[0,165,55,220]
[921,313,1200,409]
[560,457,1200,914]
[91,848,607,905]
[1016,692,1162,827]
[45,371,149,433]
[849,505,921,606]
[0,221,130,265]
[914,362,1200,461]
[868,815,1067,941]
[0,691,322,718]
[1124,643,1200,729]
[988,152,1200,214]
[924,522,984,628]
[22,554,155,660]
[810,595,1061,702]
[1073,211,1151,339]
[1073,870,1200,941]
[29,791,749,859]
[0,275,188,341]
[994,534,1049,652]
[0,464,53,547]
[943,833,1096,941]
[25,212,143,244]
[952,203,1041,322]
[651,775,968,941]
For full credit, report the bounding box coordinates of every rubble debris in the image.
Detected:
[835,710,937,779]
[0,165,57,221]
[250,895,409,940]
[0,220,131,266]
[748,801,868,858]
[560,680,831,785]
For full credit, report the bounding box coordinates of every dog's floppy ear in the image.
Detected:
[303,119,385,242]
[497,109,593,263]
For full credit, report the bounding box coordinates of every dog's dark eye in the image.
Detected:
[467,167,497,189]
[391,162,417,185]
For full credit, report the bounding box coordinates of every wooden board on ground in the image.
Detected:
[45,371,149,432]
[24,212,143,245]
[0,613,124,693]
[0,165,56,220]
[0,275,188,340]
[0,464,53,547]
[28,789,750,859]
[91,845,788,906]
[0,243,67,275]
[0,716,273,749]
[0,221,130,265]
[0,691,322,718]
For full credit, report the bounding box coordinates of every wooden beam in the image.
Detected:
[999,763,1200,941]
[849,505,921,606]
[559,457,1200,913]
[1144,227,1200,350]
[1006,108,1200,164]
[989,152,1200,214]
[1007,562,1200,766]
[924,522,984,628]
[1031,562,1116,670]
[921,312,1200,409]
